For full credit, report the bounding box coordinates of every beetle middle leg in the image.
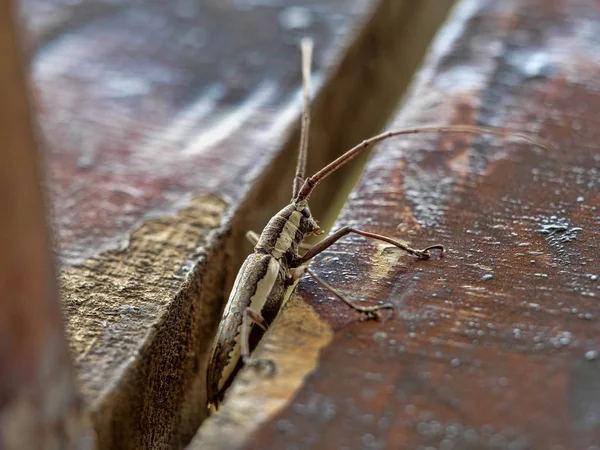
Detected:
[290,264,392,317]
[241,307,276,375]
[301,266,392,318]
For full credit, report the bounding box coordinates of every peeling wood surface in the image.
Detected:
[62,194,228,449]
[18,0,445,448]
[0,1,94,447]
[202,1,600,449]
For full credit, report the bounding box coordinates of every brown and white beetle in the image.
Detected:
[206,39,549,408]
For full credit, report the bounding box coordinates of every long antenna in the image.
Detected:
[292,38,314,199]
[294,125,554,201]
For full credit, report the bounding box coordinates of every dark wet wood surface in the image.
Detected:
[0,1,93,447]
[206,1,600,449]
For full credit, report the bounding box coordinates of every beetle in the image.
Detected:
[206,39,549,408]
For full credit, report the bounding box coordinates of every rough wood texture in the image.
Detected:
[0,1,94,448]
[196,1,600,449]
[19,0,455,447]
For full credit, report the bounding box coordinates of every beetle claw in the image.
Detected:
[363,310,381,321]
[415,244,445,259]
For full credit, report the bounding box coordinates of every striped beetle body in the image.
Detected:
[207,202,319,405]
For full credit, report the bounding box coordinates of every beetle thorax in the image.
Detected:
[255,201,320,262]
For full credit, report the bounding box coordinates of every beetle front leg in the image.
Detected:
[290,225,444,318]
[245,230,260,246]
[241,307,276,375]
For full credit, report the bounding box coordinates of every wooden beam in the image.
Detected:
[0,1,94,448]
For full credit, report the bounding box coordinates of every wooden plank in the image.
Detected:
[19,0,458,448]
[197,0,600,449]
[0,1,94,448]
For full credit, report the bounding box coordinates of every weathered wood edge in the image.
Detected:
[0,1,94,448]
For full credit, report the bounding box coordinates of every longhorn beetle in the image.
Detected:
[206,38,550,408]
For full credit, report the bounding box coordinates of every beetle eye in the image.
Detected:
[301,207,311,218]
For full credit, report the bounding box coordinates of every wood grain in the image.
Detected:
[207,0,600,449]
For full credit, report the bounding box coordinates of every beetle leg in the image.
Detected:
[245,230,260,246]
[290,265,307,283]
[303,267,393,318]
[241,307,276,375]
[299,241,314,252]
